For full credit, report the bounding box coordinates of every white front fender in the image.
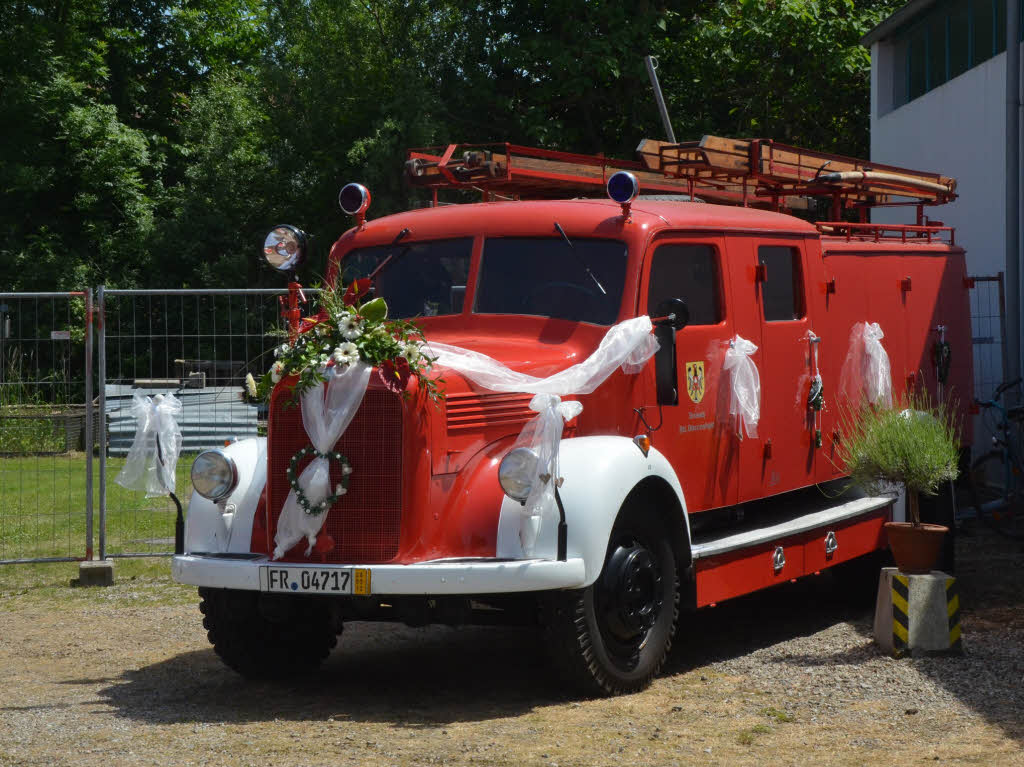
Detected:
[184,437,266,554]
[496,436,690,586]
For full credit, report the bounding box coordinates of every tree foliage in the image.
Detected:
[0,0,901,290]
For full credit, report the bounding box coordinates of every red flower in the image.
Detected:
[312,534,335,558]
[376,357,412,394]
[298,310,329,334]
[342,278,371,306]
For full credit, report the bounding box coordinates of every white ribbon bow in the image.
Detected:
[862,322,893,408]
[115,391,183,498]
[513,394,585,554]
[722,335,761,439]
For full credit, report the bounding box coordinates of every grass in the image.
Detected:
[0,557,195,607]
[736,724,771,745]
[0,453,195,561]
[761,706,794,723]
[0,414,67,453]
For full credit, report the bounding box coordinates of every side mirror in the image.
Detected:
[653,298,689,331]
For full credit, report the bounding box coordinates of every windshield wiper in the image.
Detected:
[367,227,412,281]
[553,222,607,295]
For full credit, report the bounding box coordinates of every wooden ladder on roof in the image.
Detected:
[404,136,957,216]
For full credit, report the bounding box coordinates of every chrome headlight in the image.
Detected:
[263,224,307,272]
[498,447,539,502]
[191,450,238,502]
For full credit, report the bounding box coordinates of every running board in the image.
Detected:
[690,495,895,560]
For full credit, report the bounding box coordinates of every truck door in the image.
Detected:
[641,236,738,513]
[730,236,818,501]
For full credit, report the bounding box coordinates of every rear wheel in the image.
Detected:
[968,451,1024,540]
[543,509,679,696]
[199,588,341,679]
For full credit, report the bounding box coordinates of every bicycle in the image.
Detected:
[968,377,1024,539]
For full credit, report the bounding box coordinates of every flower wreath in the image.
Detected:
[287,446,353,515]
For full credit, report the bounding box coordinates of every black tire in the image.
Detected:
[968,450,1024,540]
[198,587,340,679]
[542,508,679,697]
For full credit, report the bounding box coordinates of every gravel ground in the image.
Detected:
[1,527,1022,766]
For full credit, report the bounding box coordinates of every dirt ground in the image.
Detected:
[1,528,1022,767]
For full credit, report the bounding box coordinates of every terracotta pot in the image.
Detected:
[884,522,949,574]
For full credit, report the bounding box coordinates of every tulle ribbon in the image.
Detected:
[428,316,658,554]
[115,391,183,498]
[273,361,371,559]
[722,335,761,439]
[863,322,893,408]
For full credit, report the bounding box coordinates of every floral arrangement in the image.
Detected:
[247,279,444,402]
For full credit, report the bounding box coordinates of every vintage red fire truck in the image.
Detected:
[172,137,972,695]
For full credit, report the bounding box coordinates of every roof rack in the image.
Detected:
[405,137,957,217]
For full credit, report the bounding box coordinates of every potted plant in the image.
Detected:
[840,394,960,574]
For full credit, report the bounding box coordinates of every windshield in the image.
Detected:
[475,237,627,325]
[341,238,472,318]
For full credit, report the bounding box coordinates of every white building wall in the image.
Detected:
[870,43,1009,278]
[870,42,1020,433]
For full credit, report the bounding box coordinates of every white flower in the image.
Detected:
[339,315,364,340]
[274,344,289,358]
[331,342,359,366]
[244,373,257,398]
[334,483,347,496]
[270,361,285,383]
[402,342,421,363]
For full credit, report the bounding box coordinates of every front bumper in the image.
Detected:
[172,554,586,595]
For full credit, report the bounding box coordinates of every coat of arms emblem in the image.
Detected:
[685,361,705,404]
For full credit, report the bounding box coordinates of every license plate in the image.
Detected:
[260,566,371,595]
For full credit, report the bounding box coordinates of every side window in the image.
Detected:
[646,244,722,325]
[758,245,805,322]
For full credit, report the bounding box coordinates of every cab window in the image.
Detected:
[475,237,627,325]
[758,245,805,321]
[646,244,722,325]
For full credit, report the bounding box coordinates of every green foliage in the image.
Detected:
[0,0,903,291]
[839,395,960,524]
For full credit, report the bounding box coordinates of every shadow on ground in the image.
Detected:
[96,529,1023,739]
[96,622,563,727]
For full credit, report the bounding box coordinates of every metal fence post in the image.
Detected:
[97,284,107,561]
[84,288,94,561]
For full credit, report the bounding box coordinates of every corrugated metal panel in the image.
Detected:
[104,384,263,456]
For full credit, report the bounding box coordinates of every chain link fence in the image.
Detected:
[968,273,1007,402]
[0,291,94,563]
[96,288,292,558]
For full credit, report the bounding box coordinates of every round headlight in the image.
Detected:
[498,447,539,502]
[191,450,238,502]
[263,225,307,272]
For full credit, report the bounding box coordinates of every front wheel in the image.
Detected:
[199,588,341,679]
[543,509,679,696]
[968,450,1024,540]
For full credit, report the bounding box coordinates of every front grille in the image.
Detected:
[266,386,403,563]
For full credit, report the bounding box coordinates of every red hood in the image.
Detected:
[418,318,611,387]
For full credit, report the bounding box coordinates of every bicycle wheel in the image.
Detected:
[968,450,1024,539]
